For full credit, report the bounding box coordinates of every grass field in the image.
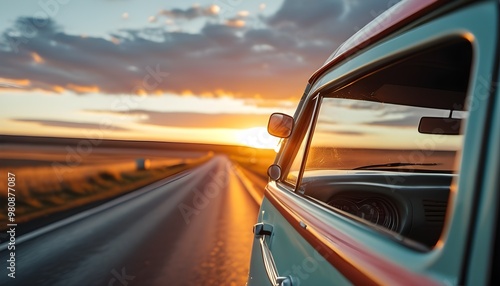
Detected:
[0,140,213,230]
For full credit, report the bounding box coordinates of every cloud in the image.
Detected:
[315,121,366,135]
[86,109,271,129]
[158,5,219,20]
[148,16,157,23]
[0,1,396,100]
[268,0,346,30]
[368,115,421,127]
[225,18,246,28]
[368,108,452,127]
[267,0,398,41]
[12,119,130,131]
[330,130,364,136]
[0,77,30,88]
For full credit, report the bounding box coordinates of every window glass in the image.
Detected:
[306,98,465,172]
[298,39,473,248]
[285,118,313,186]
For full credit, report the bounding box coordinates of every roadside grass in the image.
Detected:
[0,155,212,229]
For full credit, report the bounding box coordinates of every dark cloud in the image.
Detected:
[12,119,129,131]
[0,1,396,99]
[158,5,219,20]
[267,0,400,42]
[268,0,345,30]
[86,109,270,129]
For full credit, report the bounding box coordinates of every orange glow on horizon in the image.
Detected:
[52,85,65,93]
[214,89,236,98]
[181,90,194,96]
[236,127,280,149]
[134,88,147,96]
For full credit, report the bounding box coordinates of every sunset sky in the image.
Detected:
[0,0,397,147]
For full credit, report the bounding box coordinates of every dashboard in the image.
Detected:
[327,195,400,232]
[302,171,453,247]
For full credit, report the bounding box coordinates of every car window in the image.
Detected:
[284,127,310,186]
[306,98,465,173]
[296,38,473,248]
[284,101,317,186]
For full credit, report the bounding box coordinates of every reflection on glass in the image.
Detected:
[268,113,293,138]
[305,98,465,173]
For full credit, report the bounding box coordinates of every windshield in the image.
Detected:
[305,98,465,173]
[303,40,472,174]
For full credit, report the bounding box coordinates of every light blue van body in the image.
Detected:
[248,1,500,285]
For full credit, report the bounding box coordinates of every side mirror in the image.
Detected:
[418,117,462,135]
[267,113,294,138]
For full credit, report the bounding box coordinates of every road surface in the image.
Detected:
[0,155,262,286]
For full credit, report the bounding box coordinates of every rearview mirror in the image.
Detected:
[418,117,462,135]
[267,113,294,138]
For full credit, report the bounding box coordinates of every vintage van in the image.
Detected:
[247,0,500,285]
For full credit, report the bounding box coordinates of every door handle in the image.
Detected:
[253,223,293,286]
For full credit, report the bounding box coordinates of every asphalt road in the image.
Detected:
[0,155,262,286]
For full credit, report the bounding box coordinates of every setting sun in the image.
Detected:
[236,127,280,149]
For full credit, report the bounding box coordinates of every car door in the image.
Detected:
[248,1,499,285]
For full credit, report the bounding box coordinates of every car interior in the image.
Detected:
[298,38,473,249]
